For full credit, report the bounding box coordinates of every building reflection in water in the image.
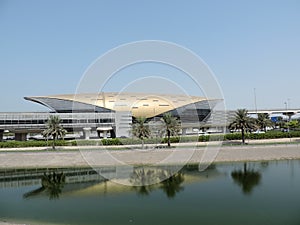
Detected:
[0,164,223,200]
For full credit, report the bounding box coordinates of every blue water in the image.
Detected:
[0,160,300,225]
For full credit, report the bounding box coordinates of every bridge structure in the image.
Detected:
[247,108,300,121]
[200,108,300,131]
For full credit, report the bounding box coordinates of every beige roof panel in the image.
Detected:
[27,92,212,118]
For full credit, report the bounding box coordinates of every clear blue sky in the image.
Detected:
[1,0,300,111]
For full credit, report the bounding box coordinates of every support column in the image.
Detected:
[83,127,92,140]
[182,128,187,135]
[283,112,295,122]
[110,129,116,138]
[15,132,28,141]
[0,129,4,142]
[288,113,294,122]
[103,130,107,139]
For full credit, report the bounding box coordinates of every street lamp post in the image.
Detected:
[284,102,288,122]
[284,102,287,111]
[254,88,258,116]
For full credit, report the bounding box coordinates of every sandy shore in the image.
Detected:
[0,221,60,225]
[0,222,27,225]
[0,223,19,225]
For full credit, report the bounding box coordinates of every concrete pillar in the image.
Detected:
[110,129,116,138]
[15,132,28,141]
[83,127,92,140]
[103,130,107,139]
[0,129,3,142]
[288,113,294,122]
[283,112,295,122]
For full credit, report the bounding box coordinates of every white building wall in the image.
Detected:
[115,111,132,137]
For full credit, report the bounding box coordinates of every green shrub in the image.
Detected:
[1,131,300,149]
[75,140,101,146]
[101,138,123,145]
[0,140,71,148]
[197,131,300,142]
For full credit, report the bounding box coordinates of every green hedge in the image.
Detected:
[246,131,300,140]
[101,139,123,145]
[198,131,300,142]
[1,131,300,148]
[0,140,71,148]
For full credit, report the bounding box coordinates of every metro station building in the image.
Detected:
[0,92,219,141]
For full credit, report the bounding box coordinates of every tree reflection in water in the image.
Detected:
[130,169,157,196]
[42,172,65,199]
[160,172,184,199]
[130,167,184,198]
[231,162,261,195]
[23,172,65,200]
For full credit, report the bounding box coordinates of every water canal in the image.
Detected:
[0,160,299,225]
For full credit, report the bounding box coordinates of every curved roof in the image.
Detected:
[25,92,216,118]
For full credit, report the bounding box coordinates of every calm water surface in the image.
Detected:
[0,160,300,225]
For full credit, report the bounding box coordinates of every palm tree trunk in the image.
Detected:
[243,162,247,174]
[167,130,171,147]
[241,128,245,144]
[52,134,56,150]
[142,139,144,149]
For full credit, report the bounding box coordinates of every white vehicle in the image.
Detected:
[253,130,265,134]
[198,131,209,136]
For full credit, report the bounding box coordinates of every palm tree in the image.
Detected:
[274,116,285,129]
[160,172,184,198]
[286,120,300,130]
[130,168,157,196]
[229,109,256,144]
[231,163,261,195]
[161,113,180,148]
[256,113,273,132]
[42,115,66,150]
[42,172,66,200]
[132,117,151,149]
[23,172,66,200]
